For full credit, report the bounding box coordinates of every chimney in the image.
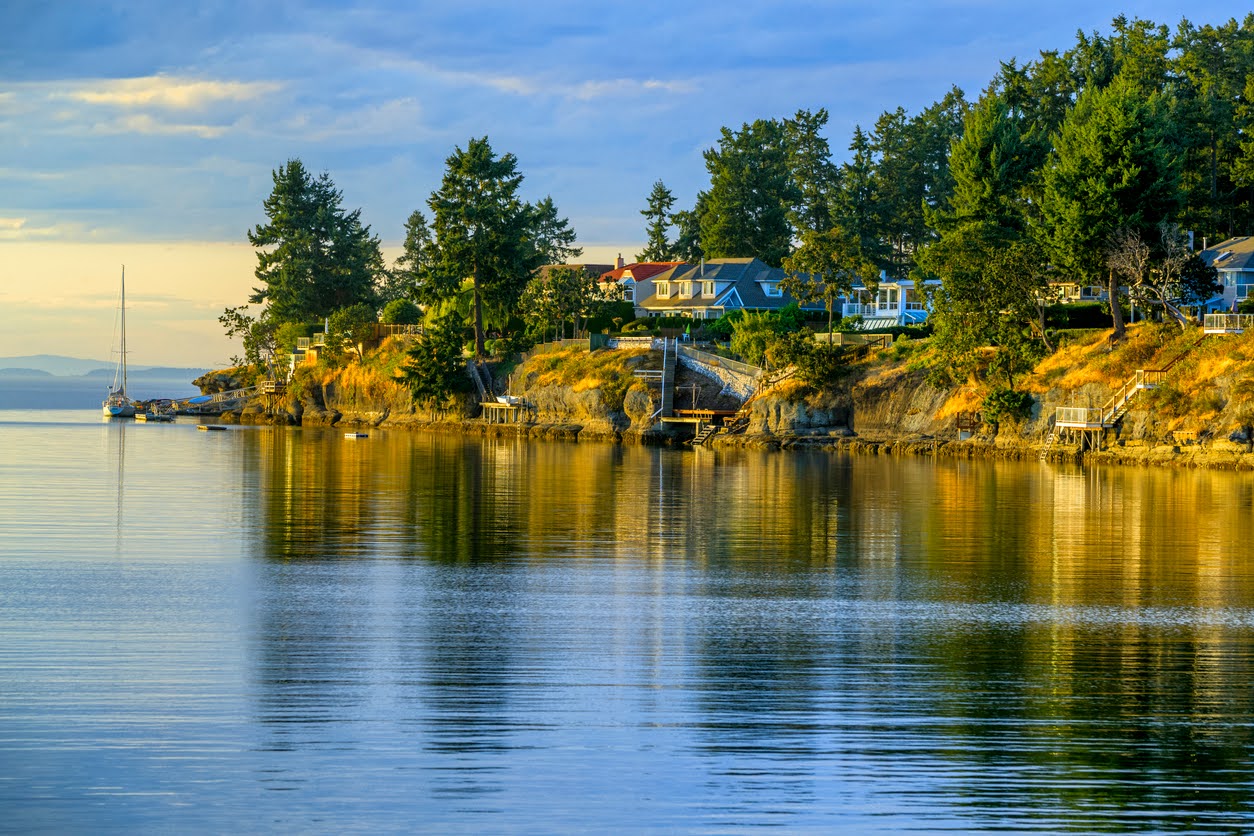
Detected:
[615,253,625,269]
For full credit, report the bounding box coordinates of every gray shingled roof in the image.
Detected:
[1202,237,1254,272]
[635,257,820,311]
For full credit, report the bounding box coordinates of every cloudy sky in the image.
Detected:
[2,1,1250,367]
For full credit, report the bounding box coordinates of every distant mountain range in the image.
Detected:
[0,354,207,378]
[0,356,211,409]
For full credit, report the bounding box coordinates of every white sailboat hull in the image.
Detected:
[103,397,135,418]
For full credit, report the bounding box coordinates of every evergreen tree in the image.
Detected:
[402,310,469,407]
[424,137,571,357]
[526,195,582,265]
[671,195,707,264]
[869,88,967,278]
[638,180,676,262]
[388,209,457,306]
[1038,74,1181,340]
[247,159,383,323]
[785,108,840,235]
[698,118,796,267]
[922,91,1052,384]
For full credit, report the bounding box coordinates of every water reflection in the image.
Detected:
[236,430,1254,830]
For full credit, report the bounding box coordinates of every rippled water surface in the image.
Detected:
[4,410,1254,833]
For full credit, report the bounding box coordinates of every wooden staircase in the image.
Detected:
[1047,333,1208,456]
[691,424,719,446]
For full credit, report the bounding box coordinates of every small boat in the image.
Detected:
[102,266,137,418]
[136,403,176,422]
[496,395,524,405]
[344,432,369,439]
[197,425,226,432]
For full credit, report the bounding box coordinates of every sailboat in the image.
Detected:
[102,266,136,418]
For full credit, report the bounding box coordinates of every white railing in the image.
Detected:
[1205,313,1254,332]
[1055,407,1102,426]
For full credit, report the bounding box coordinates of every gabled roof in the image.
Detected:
[634,257,820,311]
[600,261,685,283]
[1200,237,1254,271]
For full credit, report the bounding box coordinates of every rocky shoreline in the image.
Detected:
[200,330,1254,472]
[212,397,1254,472]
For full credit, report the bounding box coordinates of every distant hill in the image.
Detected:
[0,368,54,378]
[0,355,207,378]
[0,355,111,376]
[0,361,211,409]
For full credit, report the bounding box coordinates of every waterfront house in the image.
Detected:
[599,258,686,305]
[1047,278,1109,304]
[839,273,939,329]
[632,257,825,320]
[1200,236,1254,310]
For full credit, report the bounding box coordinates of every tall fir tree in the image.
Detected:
[638,180,676,262]
[248,159,383,323]
[1038,74,1182,339]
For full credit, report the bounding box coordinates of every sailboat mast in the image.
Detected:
[120,265,127,397]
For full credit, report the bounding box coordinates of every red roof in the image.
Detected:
[600,261,685,282]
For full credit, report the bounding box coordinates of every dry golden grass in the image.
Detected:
[524,347,651,387]
[935,388,984,420]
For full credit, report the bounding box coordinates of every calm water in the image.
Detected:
[3,410,1254,833]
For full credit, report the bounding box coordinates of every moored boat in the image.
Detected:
[102,266,137,418]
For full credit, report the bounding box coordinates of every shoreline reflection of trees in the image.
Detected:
[238,431,1254,824]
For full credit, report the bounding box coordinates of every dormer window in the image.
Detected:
[764,282,782,298]
[702,281,715,297]
[679,281,693,298]
[656,281,671,298]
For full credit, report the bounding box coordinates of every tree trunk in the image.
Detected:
[1108,269,1125,340]
[472,266,485,358]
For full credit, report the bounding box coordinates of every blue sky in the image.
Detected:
[1,1,1251,366]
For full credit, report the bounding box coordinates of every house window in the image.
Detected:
[764,283,782,298]
[622,287,634,302]
[679,281,693,298]
[656,282,670,298]
[702,281,715,296]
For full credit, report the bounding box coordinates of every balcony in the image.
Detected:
[1204,313,1254,335]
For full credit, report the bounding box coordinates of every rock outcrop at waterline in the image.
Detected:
[200,323,1254,469]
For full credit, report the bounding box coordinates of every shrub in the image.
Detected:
[381,298,421,325]
[730,311,781,367]
[981,387,1034,425]
[1045,302,1110,329]
[768,331,848,388]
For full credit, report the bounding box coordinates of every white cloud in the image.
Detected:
[571,78,698,101]
[91,113,228,139]
[0,219,63,241]
[60,76,281,111]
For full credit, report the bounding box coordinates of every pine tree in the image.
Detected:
[248,159,383,323]
[637,180,676,262]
